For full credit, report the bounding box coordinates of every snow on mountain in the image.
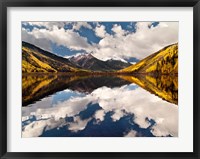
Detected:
[68,53,131,71]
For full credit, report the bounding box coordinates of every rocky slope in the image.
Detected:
[69,53,131,72]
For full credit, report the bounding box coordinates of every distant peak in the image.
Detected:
[70,53,94,60]
[92,54,128,63]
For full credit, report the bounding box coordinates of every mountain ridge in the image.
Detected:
[119,43,178,75]
[22,41,178,75]
[69,53,131,72]
[22,41,89,73]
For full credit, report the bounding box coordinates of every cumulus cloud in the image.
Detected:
[94,109,105,122]
[22,21,178,60]
[92,22,178,60]
[23,22,92,31]
[22,118,66,137]
[111,109,125,122]
[68,116,91,132]
[111,24,127,37]
[95,24,107,38]
[22,26,92,52]
[22,22,68,30]
[22,96,53,118]
[72,22,92,30]
[22,28,52,52]
[124,130,138,137]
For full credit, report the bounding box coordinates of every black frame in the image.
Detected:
[0,0,199,158]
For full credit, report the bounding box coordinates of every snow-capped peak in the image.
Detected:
[64,53,92,59]
[92,54,128,63]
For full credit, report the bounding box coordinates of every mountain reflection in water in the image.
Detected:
[22,74,178,137]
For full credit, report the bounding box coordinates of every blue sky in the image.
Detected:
[22,21,178,61]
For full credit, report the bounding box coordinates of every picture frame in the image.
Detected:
[0,0,199,158]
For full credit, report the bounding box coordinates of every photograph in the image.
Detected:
[21,21,178,137]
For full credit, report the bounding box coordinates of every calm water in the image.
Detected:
[22,74,178,137]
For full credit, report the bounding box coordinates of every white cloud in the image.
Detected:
[23,22,68,30]
[22,118,66,137]
[22,96,53,117]
[22,21,178,60]
[95,24,107,38]
[68,116,91,132]
[22,26,92,52]
[94,110,105,122]
[111,109,125,122]
[72,22,92,30]
[111,24,127,37]
[124,130,137,137]
[92,22,178,60]
[23,22,92,31]
[22,28,52,52]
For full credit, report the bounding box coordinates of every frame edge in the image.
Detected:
[1,0,200,159]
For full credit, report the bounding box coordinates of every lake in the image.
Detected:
[22,74,178,137]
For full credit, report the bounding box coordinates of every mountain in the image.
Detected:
[119,43,178,74]
[22,41,88,73]
[69,53,131,71]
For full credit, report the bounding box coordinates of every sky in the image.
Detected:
[22,21,178,62]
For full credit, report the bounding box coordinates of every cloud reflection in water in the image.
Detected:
[22,82,178,137]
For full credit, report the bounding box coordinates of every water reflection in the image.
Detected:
[22,74,178,137]
[22,74,131,106]
[118,75,178,105]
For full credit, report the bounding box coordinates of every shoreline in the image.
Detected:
[22,72,178,77]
